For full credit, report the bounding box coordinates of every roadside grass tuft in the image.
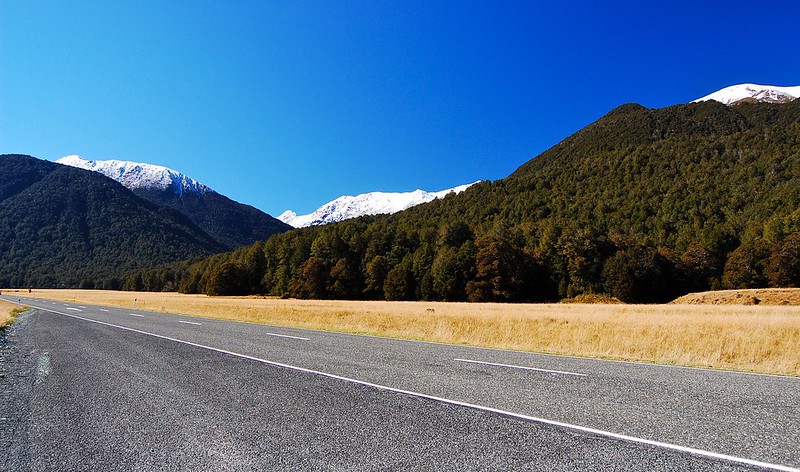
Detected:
[0,300,26,330]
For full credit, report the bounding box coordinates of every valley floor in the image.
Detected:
[3,288,800,377]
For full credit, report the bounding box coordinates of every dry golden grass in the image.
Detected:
[12,288,800,377]
[672,288,800,305]
[0,298,21,328]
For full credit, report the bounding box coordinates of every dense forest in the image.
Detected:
[0,155,226,288]
[123,100,800,303]
[7,100,800,302]
[130,181,292,250]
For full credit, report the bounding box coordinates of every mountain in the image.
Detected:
[693,83,800,105]
[57,155,211,195]
[278,182,479,228]
[148,97,800,303]
[56,155,291,249]
[0,154,226,288]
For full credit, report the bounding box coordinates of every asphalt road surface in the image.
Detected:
[1,296,798,471]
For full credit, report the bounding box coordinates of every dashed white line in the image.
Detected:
[40,308,799,472]
[262,331,309,341]
[129,313,144,317]
[99,309,110,312]
[177,320,202,326]
[454,358,587,377]
[65,307,83,312]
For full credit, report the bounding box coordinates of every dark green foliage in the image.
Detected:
[0,154,225,288]
[466,229,531,302]
[206,261,249,296]
[601,246,673,303]
[127,100,800,302]
[766,232,800,287]
[134,188,291,250]
[722,241,770,289]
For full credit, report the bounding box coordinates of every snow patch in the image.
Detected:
[692,83,800,105]
[57,155,212,196]
[279,182,480,228]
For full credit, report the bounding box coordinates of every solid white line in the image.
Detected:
[129,313,144,317]
[38,307,799,472]
[177,320,202,326]
[454,358,587,377]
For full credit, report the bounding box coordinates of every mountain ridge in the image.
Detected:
[0,154,225,288]
[278,182,479,228]
[693,83,800,105]
[56,155,291,249]
[57,155,211,196]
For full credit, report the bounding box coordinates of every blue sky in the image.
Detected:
[2,1,799,215]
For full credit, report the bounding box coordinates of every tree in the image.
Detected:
[601,246,671,303]
[384,257,415,301]
[205,261,248,296]
[328,258,360,299]
[364,255,388,299]
[767,232,800,287]
[466,230,530,302]
[291,256,327,299]
[722,241,770,289]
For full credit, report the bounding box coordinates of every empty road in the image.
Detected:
[2,296,798,471]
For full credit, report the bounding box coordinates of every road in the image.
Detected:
[1,296,798,471]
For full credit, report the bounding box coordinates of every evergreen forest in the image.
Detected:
[124,100,800,303]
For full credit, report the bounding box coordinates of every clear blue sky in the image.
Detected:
[2,1,799,215]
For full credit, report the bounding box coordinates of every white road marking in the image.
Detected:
[454,358,587,377]
[262,331,309,341]
[41,308,799,472]
[178,320,202,326]
[78,306,86,308]
[99,309,110,312]
[129,313,144,317]
[65,307,83,312]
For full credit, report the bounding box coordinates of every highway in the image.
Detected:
[2,296,798,471]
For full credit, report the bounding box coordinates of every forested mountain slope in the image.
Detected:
[57,155,292,249]
[0,154,225,288]
[127,100,800,302]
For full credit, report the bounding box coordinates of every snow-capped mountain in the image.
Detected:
[56,154,291,249]
[56,155,212,196]
[692,83,800,105]
[279,182,480,228]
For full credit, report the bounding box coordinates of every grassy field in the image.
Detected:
[9,288,800,377]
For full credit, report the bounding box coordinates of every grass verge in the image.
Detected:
[11,288,800,377]
[0,298,25,330]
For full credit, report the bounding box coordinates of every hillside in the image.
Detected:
[124,99,800,302]
[57,155,292,249]
[0,154,226,288]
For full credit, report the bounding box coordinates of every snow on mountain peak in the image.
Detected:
[56,155,212,196]
[692,83,800,105]
[279,182,480,228]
